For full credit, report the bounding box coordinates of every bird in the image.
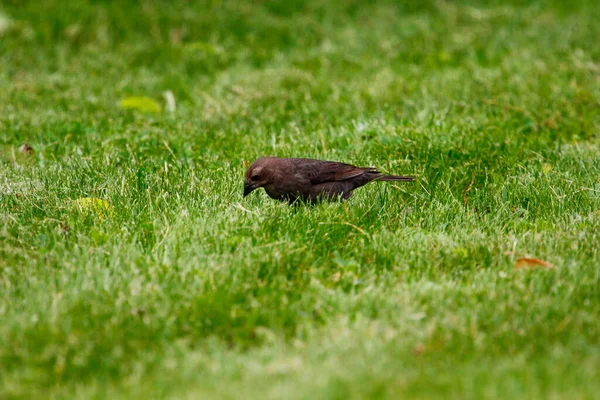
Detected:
[243,156,413,203]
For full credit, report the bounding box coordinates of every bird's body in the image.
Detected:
[244,157,413,203]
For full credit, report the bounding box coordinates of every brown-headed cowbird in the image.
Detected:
[244,156,413,203]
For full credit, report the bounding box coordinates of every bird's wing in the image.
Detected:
[294,160,378,184]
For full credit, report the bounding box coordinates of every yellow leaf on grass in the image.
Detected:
[119,96,161,113]
[71,198,113,218]
[331,272,341,282]
[0,12,12,35]
[515,257,554,269]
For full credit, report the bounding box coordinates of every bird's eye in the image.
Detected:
[251,175,261,181]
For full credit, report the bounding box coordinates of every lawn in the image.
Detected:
[1,0,599,398]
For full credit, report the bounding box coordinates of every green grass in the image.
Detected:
[1,0,599,398]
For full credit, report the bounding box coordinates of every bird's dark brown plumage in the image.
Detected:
[244,156,413,203]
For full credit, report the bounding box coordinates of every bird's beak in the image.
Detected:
[244,182,259,197]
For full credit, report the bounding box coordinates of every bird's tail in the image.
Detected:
[377,174,414,182]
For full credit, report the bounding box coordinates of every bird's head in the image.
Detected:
[244,157,276,197]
